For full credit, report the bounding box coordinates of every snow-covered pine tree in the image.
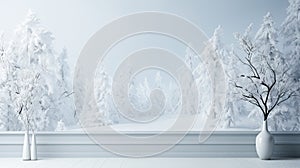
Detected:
[76,75,106,128]
[204,26,238,128]
[209,26,225,60]
[254,12,283,64]
[221,46,241,128]
[55,48,76,127]
[281,0,300,131]
[208,26,222,119]
[193,47,212,116]
[94,66,113,125]
[133,77,151,111]
[281,0,300,82]
[184,44,199,71]
[194,26,226,119]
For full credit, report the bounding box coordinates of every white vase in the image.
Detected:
[22,130,31,161]
[255,119,274,160]
[31,132,37,160]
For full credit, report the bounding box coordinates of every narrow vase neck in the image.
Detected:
[262,120,268,131]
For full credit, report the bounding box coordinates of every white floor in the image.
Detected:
[1,158,299,168]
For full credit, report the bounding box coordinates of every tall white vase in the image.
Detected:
[31,132,37,160]
[255,119,274,160]
[22,130,31,161]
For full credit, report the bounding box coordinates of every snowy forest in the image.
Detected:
[0,0,300,132]
[0,11,76,131]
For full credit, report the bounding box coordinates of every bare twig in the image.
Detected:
[233,34,297,121]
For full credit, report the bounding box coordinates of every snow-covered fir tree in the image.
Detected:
[221,46,241,129]
[94,66,114,125]
[184,44,199,71]
[209,26,225,60]
[281,0,300,82]
[76,74,106,128]
[197,26,238,128]
[280,0,300,131]
[131,77,151,111]
[193,50,212,117]
[193,26,227,119]
[76,65,112,128]
[255,12,280,64]
[55,48,76,127]
[254,13,290,131]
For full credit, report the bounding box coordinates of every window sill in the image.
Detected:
[0,131,299,157]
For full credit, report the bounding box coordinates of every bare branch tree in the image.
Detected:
[234,32,299,121]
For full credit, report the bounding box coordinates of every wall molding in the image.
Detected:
[0,131,299,158]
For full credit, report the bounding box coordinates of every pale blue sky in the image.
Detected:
[0,0,289,73]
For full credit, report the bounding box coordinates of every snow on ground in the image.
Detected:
[68,114,255,132]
